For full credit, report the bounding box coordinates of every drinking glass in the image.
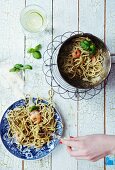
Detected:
[20,5,47,35]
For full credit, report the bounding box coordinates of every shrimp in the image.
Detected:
[30,110,41,124]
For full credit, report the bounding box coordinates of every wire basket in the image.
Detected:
[42,31,107,101]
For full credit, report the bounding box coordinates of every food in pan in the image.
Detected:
[62,37,105,83]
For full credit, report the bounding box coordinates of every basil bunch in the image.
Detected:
[80,39,96,55]
[29,105,39,112]
[9,44,42,72]
[9,64,32,72]
[27,44,42,59]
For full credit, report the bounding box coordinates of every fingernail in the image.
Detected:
[59,141,62,144]
[70,136,74,138]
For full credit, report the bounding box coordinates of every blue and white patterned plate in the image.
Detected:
[0,98,63,160]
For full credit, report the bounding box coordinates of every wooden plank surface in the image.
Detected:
[0,0,115,170]
[0,0,25,170]
[23,0,52,170]
[106,1,115,170]
[52,1,78,170]
[78,0,105,170]
[106,64,115,170]
[106,0,115,136]
[106,0,115,54]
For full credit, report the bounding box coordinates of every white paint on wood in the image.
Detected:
[0,0,25,169]
[0,0,115,170]
[106,0,115,54]
[79,0,104,39]
[78,0,105,169]
[106,167,115,170]
[24,156,51,170]
[106,1,115,169]
[106,64,115,170]
[24,0,52,170]
[106,0,115,63]
[52,1,78,170]
[106,65,115,135]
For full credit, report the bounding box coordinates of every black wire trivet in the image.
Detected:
[42,31,108,101]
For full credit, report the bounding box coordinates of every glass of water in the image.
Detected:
[20,5,47,35]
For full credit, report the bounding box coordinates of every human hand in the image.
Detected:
[60,135,115,162]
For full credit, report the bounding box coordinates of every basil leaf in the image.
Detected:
[83,40,91,46]
[23,65,33,70]
[35,44,42,51]
[80,41,89,50]
[89,44,96,54]
[9,67,20,72]
[33,51,42,59]
[14,64,24,69]
[27,48,36,53]
[29,105,39,112]
[80,39,96,54]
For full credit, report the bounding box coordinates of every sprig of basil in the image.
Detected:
[10,44,42,73]
[23,65,33,70]
[9,64,33,72]
[27,48,35,53]
[35,44,42,51]
[9,67,20,72]
[80,40,96,55]
[27,44,42,59]
[29,105,39,112]
[33,51,42,59]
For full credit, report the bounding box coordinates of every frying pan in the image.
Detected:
[57,33,111,89]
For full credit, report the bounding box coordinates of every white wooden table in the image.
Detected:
[0,0,115,170]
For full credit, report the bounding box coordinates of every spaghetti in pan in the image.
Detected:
[62,37,105,83]
[57,33,111,89]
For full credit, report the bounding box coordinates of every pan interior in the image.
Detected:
[57,33,111,89]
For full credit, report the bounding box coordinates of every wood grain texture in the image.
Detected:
[52,1,78,170]
[106,167,115,170]
[78,0,105,169]
[106,64,115,170]
[24,0,52,170]
[0,0,25,170]
[106,0,115,54]
[0,0,115,170]
[106,1,115,169]
[106,1,115,134]
[106,0,115,63]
